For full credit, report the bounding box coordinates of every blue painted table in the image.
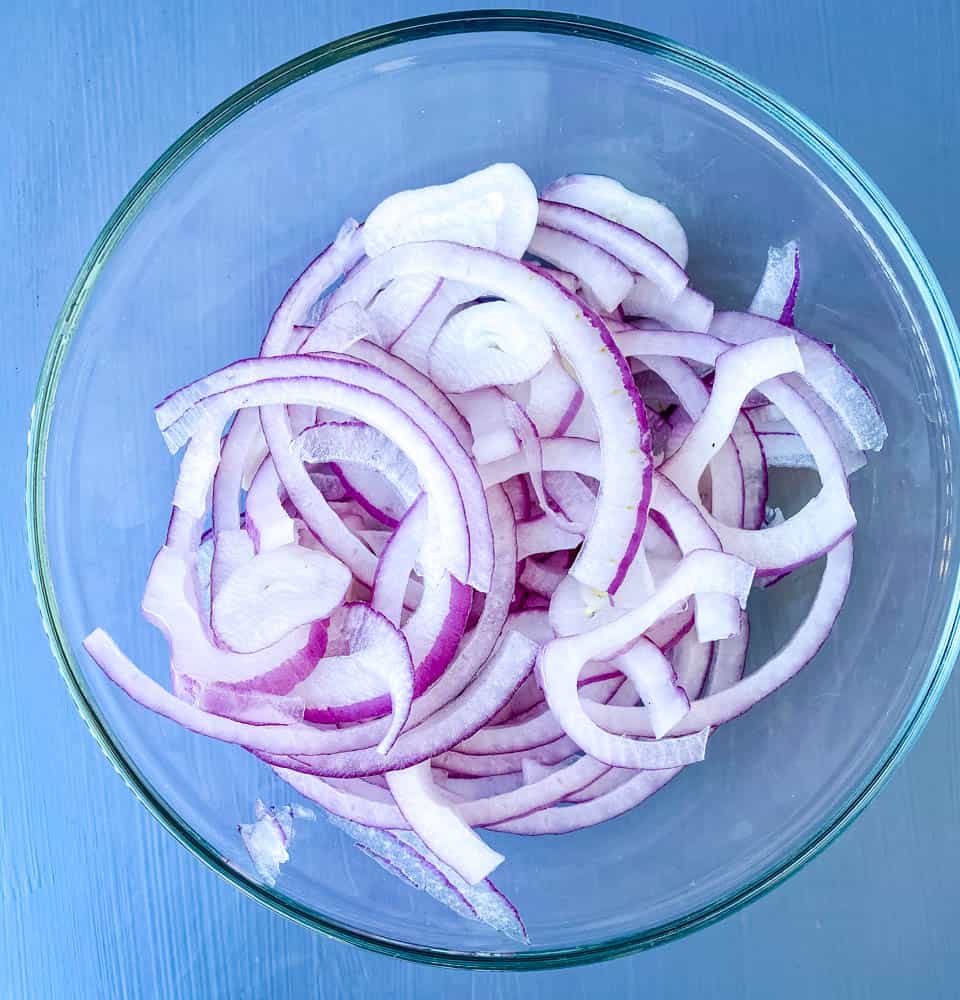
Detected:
[3,2,958,996]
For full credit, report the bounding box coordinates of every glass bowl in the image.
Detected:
[27,10,960,969]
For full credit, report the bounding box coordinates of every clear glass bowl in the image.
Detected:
[27,10,960,968]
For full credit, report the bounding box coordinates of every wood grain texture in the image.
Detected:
[1,0,958,996]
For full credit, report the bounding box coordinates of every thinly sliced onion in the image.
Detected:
[538,200,688,300]
[363,163,538,259]
[328,815,528,941]
[293,603,414,754]
[211,543,350,654]
[428,300,553,392]
[83,168,883,943]
[527,225,633,312]
[542,173,689,267]
[749,241,800,327]
[386,761,504,884]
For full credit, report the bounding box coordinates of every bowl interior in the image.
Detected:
[36,18,960,962]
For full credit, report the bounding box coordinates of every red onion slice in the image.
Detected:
[386,761,504,884]
[211,543,350,654]
[527,225,633,312]
[328,816,528,942]
[363,163,539,260]
[541,174,689,267]
[428,300,553,392]
[749,241,800,327]
[293,603,414,754]
[538,200,688,300]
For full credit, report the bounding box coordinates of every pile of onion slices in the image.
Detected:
[84,164,885,942]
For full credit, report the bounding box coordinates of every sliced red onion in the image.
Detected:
[157,356,492,591]
[299,301,379,353]
[525,354,584,438]
[345,339,473,450]
[450,388,518,464]
[487,766,681,835]
[438,771,523,801]
[528,225,633,312]
[209,527,256,604]
[519,556,567,598]
[749,241,800,327]
[386,761,504,883]
[326,462,406,529]
[363,163,538,260]
[294,603,414,755]
[372,494,428,626]
[636,352,745,526]
[328,816,528,942]
[575,536,852,739]
[504,400,585,534]
[615,637,690,738]
[255,218,365,359]
[296,421,420,516]
[623,280,714,332]
[732,413,768,531]
[538,200,688,301]
[525,261,580,293]
[275,766,407,828]
[480,436,603,487]
[517,517,582,561]
[614,330,857,575]
[83,170,885,943]
[428,300,553,392]
[659,336,803,500]
[671,627,714,700]
[257,484,516,761]
[703,612,749,696]
[710,311,886,452]
[141,544,326,688]
[450,673,625,760]
[196,687,305,725]
[760,424,866,476]
[245,457,297,551]
[388,279,476,373]
[211,542,349,654]
[541,174,689,267]
[540,548,752,691]
[257,629,537,776]
[365,274,440,347]
[400,571,472,697]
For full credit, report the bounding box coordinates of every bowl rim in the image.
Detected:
[26,8,960,970]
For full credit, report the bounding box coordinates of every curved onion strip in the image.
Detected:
[525,354,584,438]
[245,457,297,551]
[527,225,633,312]
[537,200,688,300]
[541,174,689,268]
[386,761,504,884]
[372,494,428,625]
[710,311,886,452]
[487,766,681,835]
[749,241,800,326]
[211,543,350,654]
[615,638,690,738]
[294,603,414,755]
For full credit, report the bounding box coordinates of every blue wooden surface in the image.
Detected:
[3,1,959,996]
